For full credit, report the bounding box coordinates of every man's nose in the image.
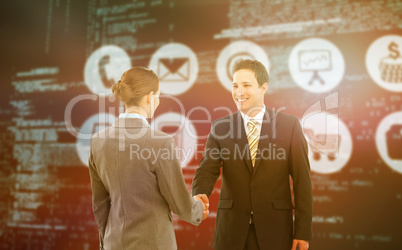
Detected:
[235,89,243,97]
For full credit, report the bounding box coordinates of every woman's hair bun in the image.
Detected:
[112,80,120,93]
[113,67,159,106]
[112,80,127,102]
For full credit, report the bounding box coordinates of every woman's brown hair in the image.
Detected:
[112,67,159,106]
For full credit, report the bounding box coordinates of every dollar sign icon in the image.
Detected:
[388,42,400,60]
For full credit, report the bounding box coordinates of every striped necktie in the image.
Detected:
[247,119,259,167]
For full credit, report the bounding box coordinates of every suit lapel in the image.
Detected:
[233,112,253,173]
[253,108,274,175]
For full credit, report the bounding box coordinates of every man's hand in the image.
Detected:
[193,194,209,220]
[291,239,309,250]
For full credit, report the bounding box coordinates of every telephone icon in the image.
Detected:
[98,55,115,88]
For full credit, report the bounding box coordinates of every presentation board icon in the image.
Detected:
[302,113,352,174]
[217,40,269,91]
[149,43,198,95]
[150,112,197,168]
[289,38,345,93]
[299,50,332,85]
[84,45,131,95]
[375,111,402,174]
[366,35,402,92]
[76,113,117,167]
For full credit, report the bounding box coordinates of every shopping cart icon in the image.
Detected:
[303,128,341,161]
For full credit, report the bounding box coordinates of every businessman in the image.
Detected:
[192,60,312,250]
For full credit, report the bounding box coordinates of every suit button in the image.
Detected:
[197,218,201,222]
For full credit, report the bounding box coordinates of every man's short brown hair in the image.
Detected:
[233,59,269,87]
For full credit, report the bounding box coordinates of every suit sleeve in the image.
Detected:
[88,147,110,249]
[155,137,203,226]
[289,117,313,241]
[191,123,222,197]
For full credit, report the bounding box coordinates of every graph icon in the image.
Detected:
[298,50,332,85]
[289,38,345,93]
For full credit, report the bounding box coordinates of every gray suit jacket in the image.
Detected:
[88,117,203,250]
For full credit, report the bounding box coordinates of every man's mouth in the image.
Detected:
[236,98,248,103]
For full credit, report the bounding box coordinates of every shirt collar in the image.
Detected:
[118,113,150,126]
[240,106,266,125]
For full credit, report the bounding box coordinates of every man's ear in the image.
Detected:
[147,91,154,104]
[261,82,268,94]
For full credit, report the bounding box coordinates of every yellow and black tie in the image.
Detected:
[247,119,259,167]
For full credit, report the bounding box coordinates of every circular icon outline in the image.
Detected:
[365,35,402,92]
[302,113,352,174]
[150,112,197,168]
[84,45,132,96]
[148,43,199,96]
[288,37,345,93]
[375,111,402,174]
[216,40,270,92]
[76,113,117,167]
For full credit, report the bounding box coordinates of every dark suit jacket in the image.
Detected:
[192,108,313,250]
[89,118,203,250]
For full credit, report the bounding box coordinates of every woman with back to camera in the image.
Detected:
[88,67,209,250]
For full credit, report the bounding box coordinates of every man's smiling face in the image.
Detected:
[232,69,268,117]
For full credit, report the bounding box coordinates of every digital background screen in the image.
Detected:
[1,0,402,249]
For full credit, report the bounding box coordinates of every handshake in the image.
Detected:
[193,194,209,220]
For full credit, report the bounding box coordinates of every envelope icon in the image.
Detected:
[158,58,190,82]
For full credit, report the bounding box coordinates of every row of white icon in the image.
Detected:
[76,111,402,175]
[84,35,402,96]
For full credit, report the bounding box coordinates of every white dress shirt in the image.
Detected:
[240,106,266,139]
[119,113,149,126]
